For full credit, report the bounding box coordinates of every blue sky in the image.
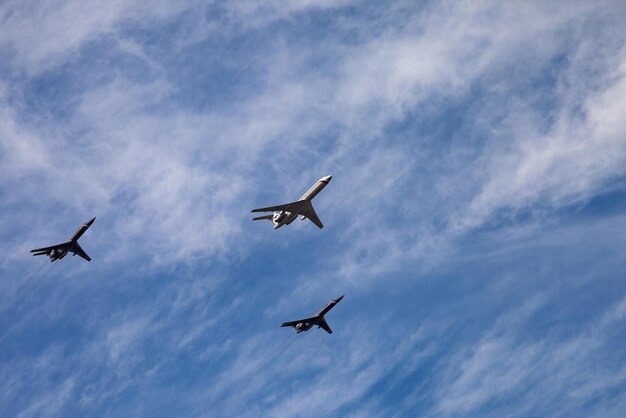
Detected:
[1,1,626,417]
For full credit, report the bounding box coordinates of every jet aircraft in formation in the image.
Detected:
[30,217,95,262]
[28,176,345,334]
[251,175,332,229]
[281,295,344,334]
[254,175,344,334]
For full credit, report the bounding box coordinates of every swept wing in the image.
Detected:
[251,200,308,214]
[317,317,333,334]
[281,316,317,328]
[31,241,72,255]
[300,203,324,229]
[71,242,92,261]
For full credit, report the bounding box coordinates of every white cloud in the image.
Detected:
[429,292,626,417]
[2,1,626,417]
[0,0,190,75]
[16,378,75,418]
[456,46,626,233]
[3,0,625,270]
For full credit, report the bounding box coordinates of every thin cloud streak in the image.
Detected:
[1,1,626,417]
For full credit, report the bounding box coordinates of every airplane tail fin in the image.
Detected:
[252,215,273,221]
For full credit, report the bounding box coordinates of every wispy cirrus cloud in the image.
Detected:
[2,1,626,417]
[0,0,190,75]
[430,291,626,417]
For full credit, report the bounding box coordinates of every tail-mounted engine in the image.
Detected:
[273,212,285,223]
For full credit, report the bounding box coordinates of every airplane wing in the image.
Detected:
[281,316,317,327]
[30,241,72,254]
[300,203,324,229]
[71,242,91,262]
[317,317,333,334]
[251,200,308,214]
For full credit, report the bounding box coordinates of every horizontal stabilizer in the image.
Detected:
[252,215,273,221]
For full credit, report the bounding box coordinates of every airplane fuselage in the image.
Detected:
[272,176,332,229]
[70,220,93,241]
[315,297,341,317]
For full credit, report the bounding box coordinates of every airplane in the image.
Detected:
[30,217,96,262]
[281,295,344,334]
[251,175,332,229]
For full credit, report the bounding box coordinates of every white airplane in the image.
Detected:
[251,175,332,229]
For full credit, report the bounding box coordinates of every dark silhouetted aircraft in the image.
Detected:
[252,175,332,229]
[281,295,344,334]
[31,217,95,262]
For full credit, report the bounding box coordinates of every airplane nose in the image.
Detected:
[86,217,96,226]
[323,175,332,182]
[334,295,344,303]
